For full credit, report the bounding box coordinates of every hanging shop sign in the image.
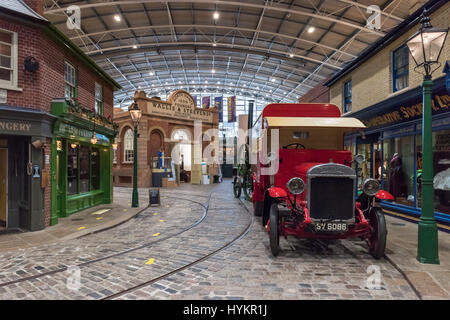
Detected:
[143,90,215,123]
[361,92,450,129]
[215,96,223,123]
[228,96,236,123]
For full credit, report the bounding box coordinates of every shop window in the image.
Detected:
[79,146,90,193]
[383,136,415,206]
[393,45,409,92]
[95,82,103,115]
[343,80,352,113]
[0,29,18,89]
[123,129,134,163]
[64,61,77,100]
[417,130,450,214]
[91,148,100,190]
[357,143,371,191]
[68,145,78,195]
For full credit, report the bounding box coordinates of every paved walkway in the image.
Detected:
[0,180,448,300]
[0,188,149,253]
[384,215,450,299]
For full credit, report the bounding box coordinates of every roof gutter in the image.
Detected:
[324,0,446,87]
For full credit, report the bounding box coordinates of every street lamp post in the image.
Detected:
[405,9,448,264]
[129,101,142,208]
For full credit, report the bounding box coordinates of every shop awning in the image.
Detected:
[265,116,366,129]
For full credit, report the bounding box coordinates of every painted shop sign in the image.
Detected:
[0,120,32,134]
[362,93,450,128]
[59,123,93,139]
[145,91,214,123]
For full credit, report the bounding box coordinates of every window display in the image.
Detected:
[67,143,102,196]
[80,146,90,193]
[68,145,78,195]
[383,136,414,206]
[357,143,371,191]
[92,148,100,190]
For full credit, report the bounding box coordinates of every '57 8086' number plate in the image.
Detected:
[314,222,348,232]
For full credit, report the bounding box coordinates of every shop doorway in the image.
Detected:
[172,129,192,171]
[0,148,7,230]
[149,129,164,168]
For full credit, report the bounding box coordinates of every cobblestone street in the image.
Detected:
[0,180,420,300]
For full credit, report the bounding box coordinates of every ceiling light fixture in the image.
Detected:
[308,26,315,33]
[211,69,216,73]
[289,53,294,58]
[213,11,219,20]
[114,14,121,22]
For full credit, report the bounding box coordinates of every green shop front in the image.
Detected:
[50,98,117,225]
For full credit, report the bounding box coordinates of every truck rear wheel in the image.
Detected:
[368,208,387,259]
[253,201,263,217]
[269,203,280,256]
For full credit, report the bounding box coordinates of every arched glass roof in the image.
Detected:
[43,0,409,108]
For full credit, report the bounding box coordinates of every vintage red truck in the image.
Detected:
[250,103,394,259]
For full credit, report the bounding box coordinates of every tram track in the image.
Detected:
[0,194,212,288]
[102,196,253,300]
[0,189,254,301]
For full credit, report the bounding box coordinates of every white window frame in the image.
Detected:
[123,129,134,163]
[64,61,77,100]
[95,82,103,114]
[0,28,20,91]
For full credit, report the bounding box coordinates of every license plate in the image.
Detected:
[314,222,348,232]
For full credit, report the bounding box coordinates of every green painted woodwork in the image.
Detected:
[417,77,440,265]
[50,100,115,223]
[132,126,139,208]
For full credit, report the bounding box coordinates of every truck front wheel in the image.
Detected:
[269,203,280,256]
[368,208,387,259]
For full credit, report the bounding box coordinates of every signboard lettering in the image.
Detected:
[145,91,215,123]
[0,120,32,133]
[362,93,450,128]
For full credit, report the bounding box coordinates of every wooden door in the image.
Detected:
[0,149,7,227]
[149,130,163,167]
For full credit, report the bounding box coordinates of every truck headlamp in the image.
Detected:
[363,178,380,196]
[287,177,305,195]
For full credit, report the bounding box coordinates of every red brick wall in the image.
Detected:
[0,19,114,115]
[298,78,331,104]
[1,15,116,228]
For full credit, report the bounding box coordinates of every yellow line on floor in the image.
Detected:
[159,219,164,222]
[152,233,160,237]
[91,209,110,215]
[145,258,155,265]
[77,226,86,230]
[96,217,103,220]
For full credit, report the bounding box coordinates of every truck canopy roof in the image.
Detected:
[265,117,366,130]
[262,103,341,118]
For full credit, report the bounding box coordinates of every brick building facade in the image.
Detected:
[113,90,219,188]
[323,0,450,230]
[0,0,120,231]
